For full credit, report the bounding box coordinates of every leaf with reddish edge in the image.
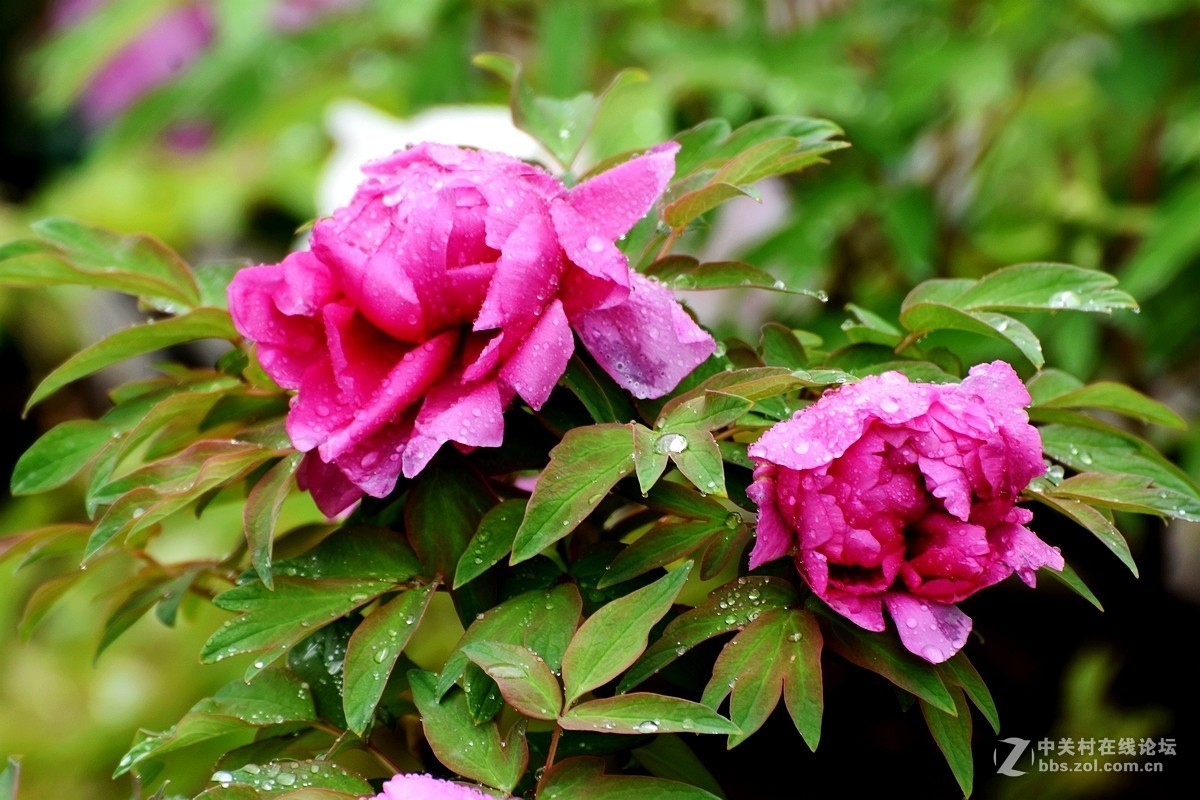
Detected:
[561,693,739,735]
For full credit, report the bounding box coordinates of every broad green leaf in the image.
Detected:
[920,688,974,797]
[271,527,421,582]
[668,429,727,498]
[462,661,504,726]
[437,585,582,699]
[939,653,999,735]
[201,577,395,681]
[454,499,527,589]
[91,439,274,507]
[620,577,798,692]
[207,760,372,797]
[244,454,303,589]
[657,391,753,433]
[561,693,739,735]
[11,419,115,495]
[657,368,803,420]
[952,262,1137,313]
[759,323,808,368]
[663,183,755,229]
[539,757,721,800]
[699,514,753,580]
[27,308,237,410]
[899,302,1043,367]
[632,423,670,495]
[712,137,845,186]
[1051,471,1200,521]
[1038,382,1185,429]
[462,641,563,720]
[562,563,692,705]
[97,568,182,657]
[701,611,787,746]
[409,670,527,793]
[632,736,726,798]
[600,518,725,588]
[115,669,316,776]
[781,610,824,751]
[342,584,436,735]
[1027,491,1137,576]
[674,115,844,177]
[819,606,956,714]
[1042,560,1104,611]
[511,424,636,564]
[20,570,90,639]
[405,460,496,582]
[645,256,822,298]
[0,524,90,573]
[84,486,160,562]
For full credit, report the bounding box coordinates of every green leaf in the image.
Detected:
[207,760,372,796]
[674,115,844,177]
[271,527,421,582]
[701,611,787,746]
[0,756,17,800]
[539,757,721,800]
[511,424,636,564]
[561,693,739,735]
[657,391,753,433]
[632,424,670,495]
[562,563,692,705]
[462,641,563,720]
[1026,490,1137,576]
[20,570,90,639]
[342,584,436,735]
[408,670,527,793]
[781,610,824,751]
[952,262,1137,313]
[759,323,808,369]
[27,308,237,410]
[0,524,90,573]
[657,368,803,420]
[632,736,726,798]
[406,460,495,581]
[699,514,753,580]
[899,302,1044,367]
[639,481,729,521]
[645,256,822,298]
[620,577,798,692]
[559,355,637,424]
[668,430,727,498]
[1037,382,1185,429]
[1051,471,1200,521]
[939,653,999,735]
[662,183,755,229]
[600,518,726,588]
[1042,560,1104,611]
[819,606,956,714]
[115,668,316,776]
[245,454,303,590]
[10,419,115,495]
[201,577,396,681]
[920,688,974,797]
[454,499,527,589]
[437,585,582,699]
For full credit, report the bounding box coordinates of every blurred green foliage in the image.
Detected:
[2,0,1199,797]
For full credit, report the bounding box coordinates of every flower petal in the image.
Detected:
[747,466,793,568]
[565,142,681,240]
[296,452,363,517]
[500,299,574,409]
[884,593,972,664]
[403,379,507,477]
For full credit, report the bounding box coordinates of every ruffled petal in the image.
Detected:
[296,452,363,517]
[403,379,506,477]
[499,299,574,410]
[747,467,793,568]
[884,593,972,664]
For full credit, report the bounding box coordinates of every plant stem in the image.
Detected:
[536,726,563,793]
[313,721,401,775]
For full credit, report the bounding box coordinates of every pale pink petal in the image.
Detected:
[296,452,362,517]
[373,772,499,800]
[403,380,507,477]
[991,520,1064,586]
[572,273,715,399]
[499,299,574,409]
[564,142,681,240]
[884,593,972,663]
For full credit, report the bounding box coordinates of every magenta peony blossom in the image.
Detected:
[229,142,713,515]
[366,773,499,800]
[746,361,1062,663]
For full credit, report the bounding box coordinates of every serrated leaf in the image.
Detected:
[939,653,999,735]
[1027,490,1137,576]
[437,585,582,700]
[245,454,303,589]
[11,419,115,495]
[271,527,421,582]
[27,308,237,410]
[1038,382,1185,429]
[406,460,496,582]
[539,757,721,800]
[632,735,726,798]
[921,688,974,797]
[600,518,726,589]
[201,578,395,680]
[511,424,636,564]
[644,256,821,298]
[620,577,798,692]
[454,499,527,589]
[462,641,563,720]
[409,670,527,793]
[819,606,956,714]
[701,611,787,747]
[781,609,823,750]
[562,693,739,735]
[562,563,692,705]
[342,584,436,735]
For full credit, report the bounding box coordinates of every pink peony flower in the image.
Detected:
[366,773,499,800]
[229,142,713,515]
[746,361,1063,663]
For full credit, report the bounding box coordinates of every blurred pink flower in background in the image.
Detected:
[747,361,1063,663]
[229,141,713,515]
